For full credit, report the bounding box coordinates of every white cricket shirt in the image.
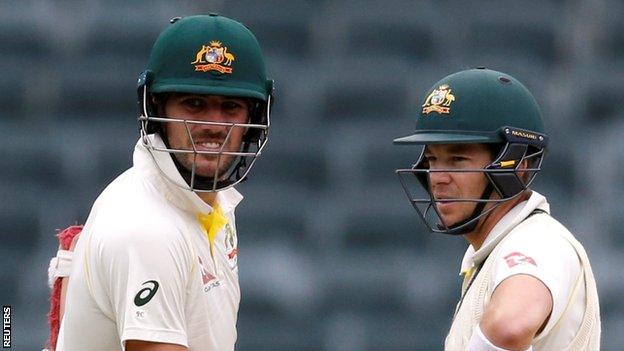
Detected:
[57,134,243,351]
[445,191,600,350]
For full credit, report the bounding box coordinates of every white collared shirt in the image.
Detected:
[57,135,243,351]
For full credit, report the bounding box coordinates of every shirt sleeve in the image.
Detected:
[94,220,193,348]
[490,227,582,334]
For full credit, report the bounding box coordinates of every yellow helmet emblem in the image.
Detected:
[191,41,236,74]
[422,84,456,114]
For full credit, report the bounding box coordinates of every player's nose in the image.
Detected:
[429,170,452,186]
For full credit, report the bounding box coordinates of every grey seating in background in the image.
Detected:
[598,0,624,62]
[55,61,142,119]
[363,142,420,184]
[238,321,321,351]
[0,65,29,120]
[532,148,578,209]
[344,22,435,61]
[0,210,39,253]
[0,256,19,305]
[0,20,51,60]
[226,0,321,21]
[322,82,406,122]
[581,80,624,125]
[0,145,63,188]
[603,24,624,61]
[252,146,329,191]
[467,22,558,65]
[92,144,134,186]
[237,207,308,242]
[237,314,321,351]
[83,23,155,59]
[245,20,313,59]
[341,211,429,252]
[319,251,448,350]
[224,0,319,60]
[0,204,43,307]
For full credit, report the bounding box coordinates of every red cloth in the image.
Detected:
[46,225,83,351]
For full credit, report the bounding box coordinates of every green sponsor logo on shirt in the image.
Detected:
[134,280,160,307]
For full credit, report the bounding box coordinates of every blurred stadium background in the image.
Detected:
[1,0,623,350]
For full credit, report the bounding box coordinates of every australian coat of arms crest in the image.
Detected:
[422,84,456,114]
[191,41,235,74]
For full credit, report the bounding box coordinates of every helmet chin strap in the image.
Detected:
[437,183,495,235]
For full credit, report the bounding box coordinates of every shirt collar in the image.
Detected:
[459,191,550,275]
[215,187,243,214]
[133,134,244,216]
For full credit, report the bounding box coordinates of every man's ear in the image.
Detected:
[149,94,168,137]
[153,96,164,116]
[518,159,531,182]
[243,99,254,134]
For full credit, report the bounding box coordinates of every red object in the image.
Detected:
[227,248,239,260]
[198,256,216,284]
[504,251,537,268]
[46,225,83,351]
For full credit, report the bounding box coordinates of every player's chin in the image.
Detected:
[194,159,235,178]
[436,207,464,227]
[435,201,460,217]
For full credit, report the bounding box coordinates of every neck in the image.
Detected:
[197,191,218,206]
[464,190,531,250]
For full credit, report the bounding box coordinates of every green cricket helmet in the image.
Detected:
[394,68,548,235]
[137,14,274,192]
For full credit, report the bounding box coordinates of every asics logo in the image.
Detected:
[134,280,160,307]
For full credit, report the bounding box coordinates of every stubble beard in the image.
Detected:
[174,152,236,179]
